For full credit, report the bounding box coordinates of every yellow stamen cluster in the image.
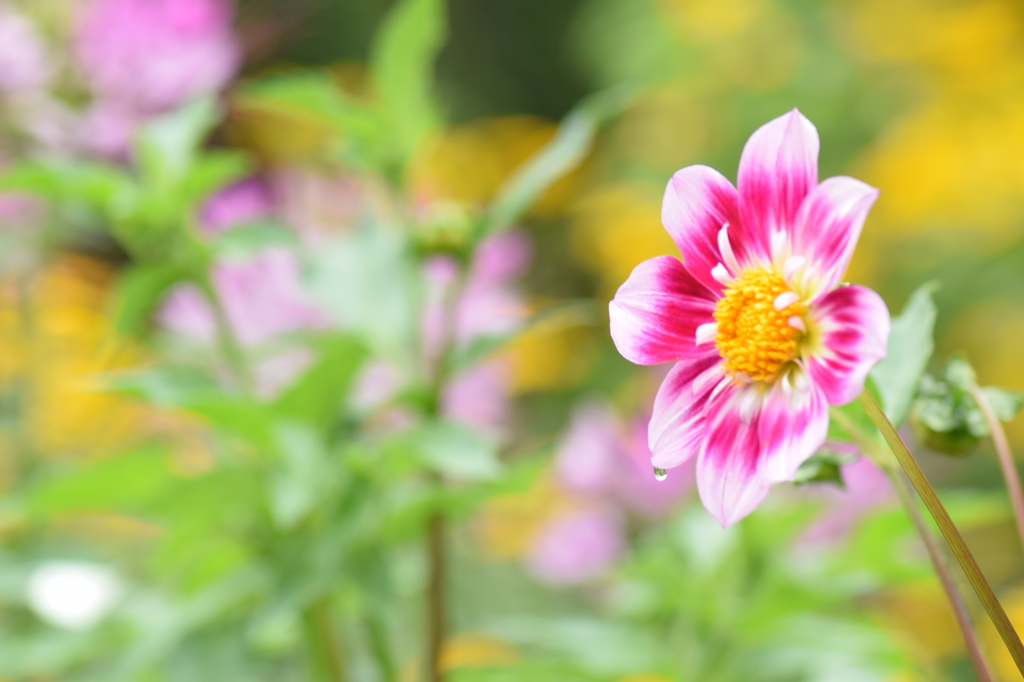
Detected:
[714,269,805,382]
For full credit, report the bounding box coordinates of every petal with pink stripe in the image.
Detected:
[756,380,829,483]
[609,256,718,366]
[806,285,890,406]
[696,381,773,527]
[661,165,750,293]
[649,353,724,470]
[791,176,879,299]
[738,109,819,252]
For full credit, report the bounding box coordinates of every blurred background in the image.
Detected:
[2,0,1024,680]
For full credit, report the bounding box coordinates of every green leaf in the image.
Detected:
[110,367,277,450]
[369,0,446,161]
[405,421,502,481]
[112,263,193,337]
[137,97,220,187]
[180,151,250,208]
[240,72,386,169]
[29,447,175,515]
[483,85,634,234]
[268,422,337,529]
[793,447,857,487]
[984,387,1024,422]
[305,221,417,357]
[870,281,938,426]
[272,334,368,431]
[0,159,130,206]
[212,220,298,257]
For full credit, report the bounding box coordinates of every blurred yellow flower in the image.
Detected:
[506,303,597,394]
[981,587,1024,681]
[408,114,584,217]
[848,0,1024,252]
[872,579,963,663]
[570,182,676,297]
[657,0,763,40]
[473,473,569,561]
[439,632,520,672]
[6,256,150,458]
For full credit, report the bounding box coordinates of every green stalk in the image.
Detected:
[302,597,347,682]
[859,390,1024,674]
[199,277,254,395]
[830,406,994,681]
[968,384,1024,555]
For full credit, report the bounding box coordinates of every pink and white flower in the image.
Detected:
[608,109,890,527]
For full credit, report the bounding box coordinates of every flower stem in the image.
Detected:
[830,406,994,681]
[889,470,994,682]
[303,597,347,682]
[859,390,1024,674]
[969,384,1024,554]
[199,277,253,395]
[426,511,447,682]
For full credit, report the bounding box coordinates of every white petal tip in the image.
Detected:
[711,263,732,285]
[783,255,806,282]
[773,291,800,311]
[788,315,806,332]
[696,322,718,346]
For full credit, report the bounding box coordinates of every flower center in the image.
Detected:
[713,269,805,382]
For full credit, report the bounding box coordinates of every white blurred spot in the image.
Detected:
[27,561,120,630]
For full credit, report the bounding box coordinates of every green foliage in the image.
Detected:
[369,0,447,165]
[911,355,1024,455]
[870,281,939,426]
[483,86,633,235]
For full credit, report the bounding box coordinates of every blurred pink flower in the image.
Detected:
[0,6,52,95]
[554,403,620,495]
[616,417,695,518]
[76,102,140,160]
[75,0,239,113]
[160,247,327,347]
[527,507,624,586]
[442,360,511,437]
[159,247,328,396]
[199,177,274,234]
[456,230,531,343]
[555,402,693,519]
[800,454,894,546]
[419,230,531,436]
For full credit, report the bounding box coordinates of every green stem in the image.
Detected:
[859,390,1024,675]
[426,511,447,682]
[303,597,347,682]
[365,611,396,682]
[890,471,994,682]
[198,277,254,395]
[969,384,1024,555]
[830,407,994,681]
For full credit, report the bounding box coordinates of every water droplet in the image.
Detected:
[653,467,668,482]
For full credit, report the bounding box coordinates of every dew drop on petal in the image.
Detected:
[653,467,668,482]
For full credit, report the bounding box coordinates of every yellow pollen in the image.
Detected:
[713,269,805,382]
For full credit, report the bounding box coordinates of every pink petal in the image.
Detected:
[756,380,829,483]
[661,165,748,293]
[649,353,724,469]
[791,177,879,298]
[609,256,717,366]
[738,109,819,250]
[554,402,621,495]
[806,285,890,406]
[696,381,772,527]
[526,507,623,586]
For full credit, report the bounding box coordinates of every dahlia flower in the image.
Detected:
[609,110,890,527]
